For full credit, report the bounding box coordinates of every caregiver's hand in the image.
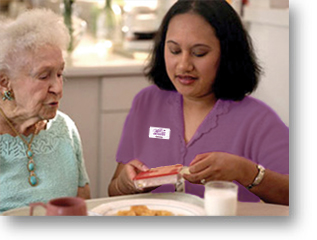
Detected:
[112,159,149,195]
[182,152,256,186]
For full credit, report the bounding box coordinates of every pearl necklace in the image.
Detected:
[0,108,39,186]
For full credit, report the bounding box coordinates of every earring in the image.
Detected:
[2,90,13,101]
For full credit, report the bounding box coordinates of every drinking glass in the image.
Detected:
[204,181,238,216]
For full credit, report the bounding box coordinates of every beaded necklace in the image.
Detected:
[0,108,39,186]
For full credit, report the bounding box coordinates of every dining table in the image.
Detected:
[0,192,289,216]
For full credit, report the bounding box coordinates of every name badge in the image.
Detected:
[149,127,171,140]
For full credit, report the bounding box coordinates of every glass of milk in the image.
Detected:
[204,181,238,216]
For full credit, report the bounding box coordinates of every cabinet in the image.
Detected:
[99,76,150,197]
[59,56,149,198]
[60,76,100,198]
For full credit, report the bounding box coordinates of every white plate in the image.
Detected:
[90,198,205,216]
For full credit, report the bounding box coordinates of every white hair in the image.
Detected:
[0,8,70,74]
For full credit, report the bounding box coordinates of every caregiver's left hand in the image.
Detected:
[182,152,249,184]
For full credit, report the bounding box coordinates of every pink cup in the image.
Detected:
[29,197,87,216]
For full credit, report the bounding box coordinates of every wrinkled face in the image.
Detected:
[9,44,64,121]
[164,13,221,101]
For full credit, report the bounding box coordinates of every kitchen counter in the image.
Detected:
[64,52,148,77]
[64,36,150,78]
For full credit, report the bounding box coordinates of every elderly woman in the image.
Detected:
[0,9,90,213]
[108,0,289,205]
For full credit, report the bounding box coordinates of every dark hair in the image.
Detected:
[144,0,261,101]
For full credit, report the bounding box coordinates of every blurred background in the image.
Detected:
[0,0,178,55]
[0,0,289,198]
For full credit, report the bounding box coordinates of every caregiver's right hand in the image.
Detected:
[113,159,149,195]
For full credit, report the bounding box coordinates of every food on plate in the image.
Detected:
[116,205,173,216]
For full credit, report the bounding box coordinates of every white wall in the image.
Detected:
[245,8,289,126]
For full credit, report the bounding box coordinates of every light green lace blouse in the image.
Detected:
[0,111,89,213]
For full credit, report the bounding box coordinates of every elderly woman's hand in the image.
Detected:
[113,159,149,195]
[182,152,255,186]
